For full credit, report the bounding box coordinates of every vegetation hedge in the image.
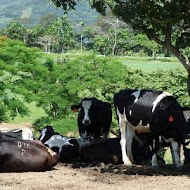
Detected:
[1,39,189,135]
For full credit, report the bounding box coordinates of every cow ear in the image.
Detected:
[71,105,80,112]
[38,129,42,133]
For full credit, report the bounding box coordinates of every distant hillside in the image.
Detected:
[0,0,99,28]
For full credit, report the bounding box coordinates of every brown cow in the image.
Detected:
[0,139,59,172]
[79,138,155,165]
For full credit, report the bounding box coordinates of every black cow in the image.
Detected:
[79,138,164,165]
[183,106,190,133]
[71,97,112,144]
[38,126,79,162]
[0,128,34,140]
[0,139,59,172]
[114,89,188,168]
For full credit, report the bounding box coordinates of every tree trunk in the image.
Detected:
[187,74,190,96]
[152,48,156,60]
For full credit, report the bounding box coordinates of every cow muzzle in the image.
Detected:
[83,119,91,125]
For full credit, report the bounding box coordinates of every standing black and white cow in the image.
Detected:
[71,97,112,144]
[183,107,190,127]
[114,89,188,168]
[38,126,79,162]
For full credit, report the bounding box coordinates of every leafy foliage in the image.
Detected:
[50,0,190,95]
[1,38,189,135]
[0,38,41,121]
[21,53,127,119]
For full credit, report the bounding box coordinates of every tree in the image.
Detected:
[49,0,190,93]
[6,22,27,42]
[77,22,85,53]
[36,35,57,53]
[93,15,128,55]
[49,16,75,52]
[89,15,134,55]
[134,33,161,59]
[22,54,127,119]
[35,16,75,53]
[0,38,41,121]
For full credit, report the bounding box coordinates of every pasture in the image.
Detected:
[118,56,185,71]
[48,53,185,72]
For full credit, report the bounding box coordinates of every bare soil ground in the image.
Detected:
[1,163,190,190]
[1,123,190,190]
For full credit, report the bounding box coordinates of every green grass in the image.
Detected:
[45,53,185,72]
[118,56,185,72]
[10,102,47,124]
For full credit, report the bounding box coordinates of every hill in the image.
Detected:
[0,0,99,27]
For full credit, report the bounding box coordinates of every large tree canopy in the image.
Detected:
[49,0,190,93]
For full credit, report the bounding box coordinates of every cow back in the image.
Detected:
[79,138,152,165]
[0,140,59,172]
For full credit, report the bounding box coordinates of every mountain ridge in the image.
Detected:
[0,0,99,27]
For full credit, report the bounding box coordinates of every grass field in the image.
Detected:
[117,56,185,72]
[10,102,47,124]
[48,53,185,72]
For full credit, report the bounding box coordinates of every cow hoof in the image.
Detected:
[176,165,183,170]
[152,165,159,169]
[123,161,133,166]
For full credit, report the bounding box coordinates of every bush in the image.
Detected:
[1,39,189,135]
[0,38,41,122]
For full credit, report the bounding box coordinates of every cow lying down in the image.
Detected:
[0,128,34,140]
[79,138,165,165]
[38,126,79,162]
[0,139,59,172]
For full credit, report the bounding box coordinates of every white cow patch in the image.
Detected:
[152,91,172,112]
[134,120,151,133]
[38,128,47,141]
[82,100,92,125]
[162,137,174,143]
[22,128,34,140]
[183,110,190,122]
[45,135,73,154]
[132,90,141,103]
[13,129,22,133]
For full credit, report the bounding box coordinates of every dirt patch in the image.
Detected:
[1,163,190,190]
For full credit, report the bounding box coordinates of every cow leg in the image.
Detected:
[120,123,133,165]
[151,138,159,167]
[170,145,176,165]
[170,140,183,168]
[126,123,135,163]
[117,108,132,165]
[180,144,185,164]
[102,128,109,138]
[80,132,87,145]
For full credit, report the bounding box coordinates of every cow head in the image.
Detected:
[71,98,93,126]
[71,98,96,143]
[38,125,57,144]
